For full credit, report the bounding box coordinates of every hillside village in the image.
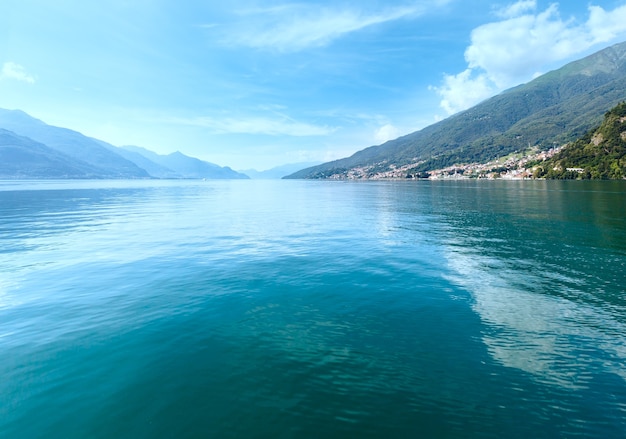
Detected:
[331,145,565,180]
[424,146,564,180]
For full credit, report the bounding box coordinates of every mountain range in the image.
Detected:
[0,109,248,179]
[239,162,322,179]
[286,41,626,179]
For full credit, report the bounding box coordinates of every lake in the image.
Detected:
[1,179,625,438]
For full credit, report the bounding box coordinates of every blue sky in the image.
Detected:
[1,0,626,170]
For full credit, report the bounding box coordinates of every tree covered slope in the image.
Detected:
[535,102,626,179]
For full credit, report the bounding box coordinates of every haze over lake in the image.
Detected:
[1,179,625,438]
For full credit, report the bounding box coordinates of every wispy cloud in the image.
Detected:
[432,1,626,115]
[494,0,536,19]
[0,62,36,84]
[168,112,335,137]
[216,1,450,52]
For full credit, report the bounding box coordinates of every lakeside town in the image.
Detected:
[340,145,566,180]
[426,145,566,180]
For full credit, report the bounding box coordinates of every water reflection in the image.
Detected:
[433,181,626,388]
[446,252,626,387]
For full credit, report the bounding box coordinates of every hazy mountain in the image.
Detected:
[240,162,322,179]
[0,108,248,179]
[0,109,149,178]
[0,129,99,178]
[123,146,249,179]
[287,41,626,179]
[103,144,181,179]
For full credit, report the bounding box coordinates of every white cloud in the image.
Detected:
[586,5,626,42]
[169,114,335,137]
[220,1,450,52]
[432,2,626,115]
[431,69,495,115]
[0,62,35,84]
[374,123,400,144]
[495,0,536,18]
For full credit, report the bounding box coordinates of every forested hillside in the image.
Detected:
[535,102,626,179]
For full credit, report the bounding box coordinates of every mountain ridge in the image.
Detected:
[122,146,249,179]
[0,128,101,178]
[0,108,150,178]
[0,109,248,179]
[286,41,626,179]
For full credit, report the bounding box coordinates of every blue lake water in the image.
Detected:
[1,179,625,438]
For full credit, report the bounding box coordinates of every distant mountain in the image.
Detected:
[123,146,249,179]
[0,108,248,179]
[240,162,322,179]
[287,41,626,179]
[0,129,99,178]
[100,143,180,179]
[0,109,149,178]
[535,101,626,179]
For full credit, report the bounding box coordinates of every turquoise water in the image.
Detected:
[1,179,625,438]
